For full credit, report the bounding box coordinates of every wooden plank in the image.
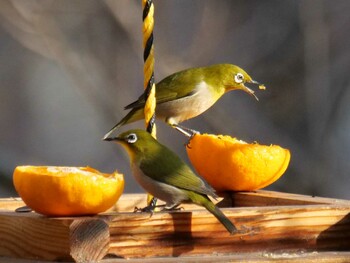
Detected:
[102,251,350,263]
[1,191,350,261]
[0,212,71,261]
[231,190,350,207]
[109,190,350,212]
[2,251,350,262]
[3,191,349,212]
[105,204,350,258]
[0,212,110,262]
[0,197,26,211]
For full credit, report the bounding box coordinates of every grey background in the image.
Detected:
[1,0,349,199]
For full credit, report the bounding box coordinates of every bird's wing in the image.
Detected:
[124,88,196,110]
[139,147,217,198]
[124,70,202,110]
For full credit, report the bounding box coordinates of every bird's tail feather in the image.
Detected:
[192,194,237,235]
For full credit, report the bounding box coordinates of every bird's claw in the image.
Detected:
[161,206,184,212]
[133,196,158,214]
[159,203,184,212]
[171,124,200,148]
[185,131,199,148]
[133,204,184,214]
[172,124,200,138]
[134,205,155,214]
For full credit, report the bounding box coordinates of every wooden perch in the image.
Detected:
[0,191,350,262]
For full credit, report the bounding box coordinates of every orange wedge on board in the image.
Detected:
[13,166,124,216]
[186,133,290,192]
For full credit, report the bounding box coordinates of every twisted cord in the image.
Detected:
[142,0,157,206]
[142,0,156,137]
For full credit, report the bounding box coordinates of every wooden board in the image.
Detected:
[0,191,350,262]
[2,251,350,263]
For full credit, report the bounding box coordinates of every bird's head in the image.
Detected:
[220,64,265,100]
[104,129,156,160]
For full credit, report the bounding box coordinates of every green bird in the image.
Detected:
[104,129,237,234]
[103,64,262,139]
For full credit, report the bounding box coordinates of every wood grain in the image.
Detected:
[106,204,350,258]
[0,212,110,262]
[1,191,350,262]
[2,251,350,263]
[231,190,350,207]
[0,212,72,261]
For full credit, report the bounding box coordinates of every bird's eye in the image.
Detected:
[234,73,244,84]
[126,133,138,144]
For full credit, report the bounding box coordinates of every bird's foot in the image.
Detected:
[160,204,184,212]
[133,204,185,216]
[162,206,184,212]
[172,124,200,138]
[134,205,155,214]
[133,196,158,214]
[172,124,200,148]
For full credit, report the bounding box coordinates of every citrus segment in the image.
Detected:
[13,166,124,216]
[186,134,290,191]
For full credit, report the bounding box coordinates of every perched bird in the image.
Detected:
[103,64,262,139]
[104,129,237,234]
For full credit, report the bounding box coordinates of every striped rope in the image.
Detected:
[142,0,156,137]
[142,0,157,207]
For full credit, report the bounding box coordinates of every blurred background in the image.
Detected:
[1,0,349,199]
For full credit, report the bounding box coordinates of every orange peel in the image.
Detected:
[186,134,290,191]
[13,166,124,216]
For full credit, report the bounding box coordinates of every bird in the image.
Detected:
[103,64,263,139]
[104,129,238,234]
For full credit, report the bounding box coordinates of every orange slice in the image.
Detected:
[186,134,290,191]
[13,166,124,216]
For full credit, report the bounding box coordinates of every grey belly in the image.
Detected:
[156,90,216,124]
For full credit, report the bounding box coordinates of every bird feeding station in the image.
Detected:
[1,1,350,262]
[1,192,350,262]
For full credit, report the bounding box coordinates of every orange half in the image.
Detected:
[186,134,290,191]
[13,166,124,216]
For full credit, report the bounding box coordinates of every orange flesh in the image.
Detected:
[186,134,290,192]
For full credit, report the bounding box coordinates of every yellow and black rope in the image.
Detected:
[142,0,156,137]
[142,0,157,207]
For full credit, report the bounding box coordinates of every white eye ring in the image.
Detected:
[234,73,244,84]
[126,133,138,144]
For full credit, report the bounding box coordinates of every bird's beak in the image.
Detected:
[242,80,266,101]
[103,136,122,142]
[241,85,258,101]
